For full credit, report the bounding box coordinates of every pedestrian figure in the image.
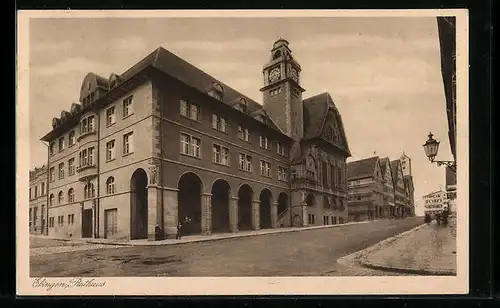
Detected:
[436,213,441,227]
[176,221,183,239]
[424,213,431,224]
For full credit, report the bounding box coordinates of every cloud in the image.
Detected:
[30,41,74,52]
[168,38,269,52]
[31,57,115,76]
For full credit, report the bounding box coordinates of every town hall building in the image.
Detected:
[38,38,351,240]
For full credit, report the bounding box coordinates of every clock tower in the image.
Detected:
[260,38,305,141]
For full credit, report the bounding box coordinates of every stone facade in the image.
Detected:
[38,39,351,240]
[347,154,415,221]
[29,165,48,234]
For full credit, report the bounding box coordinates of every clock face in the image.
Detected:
[291,68,298,82]
[269,67,281,82]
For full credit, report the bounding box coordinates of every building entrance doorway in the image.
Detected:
[82,209,93,238]
[130,168,148,239]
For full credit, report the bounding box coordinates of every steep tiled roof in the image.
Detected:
[302,92,351,156]
[379,157,389,171]
[390,160,400,177]
[347,156,378,180]
[131,47,282,132]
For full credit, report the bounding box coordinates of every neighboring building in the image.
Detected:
[346,156,385,222]
[39,38,351,240]
[423,190,448,215]
[29,165,48,234]
[379,157,396,218]
[400,153,416,217]
[445,166,457,213]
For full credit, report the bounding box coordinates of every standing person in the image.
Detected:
[184,217,191,235]
[176,221,183,239]
[436,213,441,227]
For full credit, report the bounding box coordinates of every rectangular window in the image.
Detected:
[88,147,95,165]
[180,133,201,158]
[308,214,315,225]
[180,99,188,117]
[180,133,190,155]
[88,116,95,133]
[58,137,65,152]
[106,106,116,126]
[239,154,252,172]
[238,125,249,141]
[34,186,38,198]
[190,104,200,121]
[106,140,116,161]
[191,136,201,158]
[278,166,288,181]
[260,160,271,177]
[41,182,45,196]
[58,163,64,179]
[324,216,329,225]
[212,114,227,133]
[322,161,328,186]
[276,141,287,156]
[180,99,201,121]
[49,142,56,156]
[69,131,76,147]
[49,167,55,182]
[123,96,134,117]
[213,144,221,164]
[259,136,269,149]
[123,132,133,155]
[332,216,337,224]
[212,144,229,166]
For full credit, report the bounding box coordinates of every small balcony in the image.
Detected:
[77,164,97,181]
[77,130,97,142]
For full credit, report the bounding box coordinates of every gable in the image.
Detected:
[373,160,382,179]
[320,110,345,150]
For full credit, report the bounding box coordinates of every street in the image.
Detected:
[30,217,423,277]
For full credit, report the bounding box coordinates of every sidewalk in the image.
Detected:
[33,220,370,248]
[360,219,457,275]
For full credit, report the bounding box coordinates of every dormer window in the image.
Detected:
[208,83,224,101]
[234,98,248,113]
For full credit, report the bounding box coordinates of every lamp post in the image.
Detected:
[422,132,456,172]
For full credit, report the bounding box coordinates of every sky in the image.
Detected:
[28,17,454,213]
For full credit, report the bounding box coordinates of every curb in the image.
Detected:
[83,220,372,247]
[338,223,457,276]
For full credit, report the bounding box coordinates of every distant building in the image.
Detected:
[29,165,48,234]
[346,157,385,221]
[379,157,396,218]
[37,39,351,240]
[423,190,448,215]
[445,166,457,213]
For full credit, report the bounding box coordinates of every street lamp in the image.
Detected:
[422,132,456,172]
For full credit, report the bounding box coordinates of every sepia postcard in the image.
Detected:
[17,9,469,296]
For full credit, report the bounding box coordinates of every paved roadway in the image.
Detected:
[30,217,423,277]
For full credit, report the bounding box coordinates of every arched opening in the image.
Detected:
[130,168,148,239]
[237,184,253,231]
[306,193,316,207]
[259,189,272,229]
[211,179,230,233]
[277,193,288,215]
[178,172,203,235]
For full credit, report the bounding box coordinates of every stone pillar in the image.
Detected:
[302,204,308,227]
[251,200,260,230]
[147,186,159,240]
[271,201,278,228]
[201,193,212,235]
[229,197,239,233]
[163,187,179,238]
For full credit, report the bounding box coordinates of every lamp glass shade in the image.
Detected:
[423,133,440,160]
